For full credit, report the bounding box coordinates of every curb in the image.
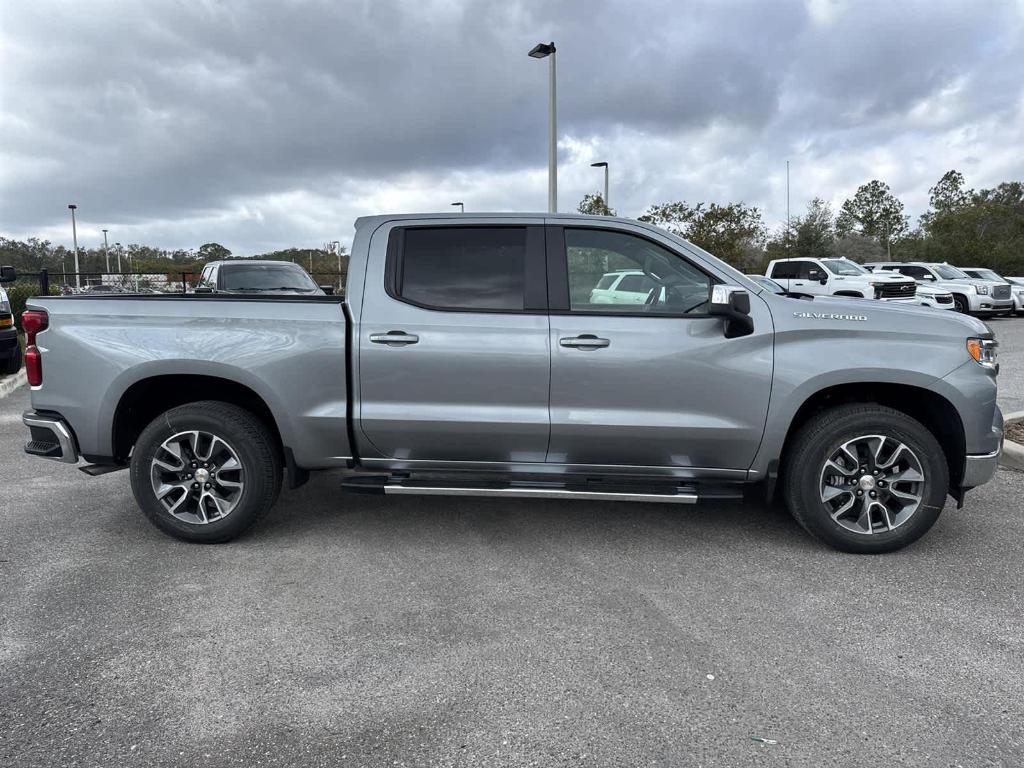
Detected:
[1001,411,1024,473]
[0,369,28,399]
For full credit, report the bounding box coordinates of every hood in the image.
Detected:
[772,293,989,334]
[868,272,915,283]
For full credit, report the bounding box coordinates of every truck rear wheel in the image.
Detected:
[129,401,282,543]
[782,404,949,554]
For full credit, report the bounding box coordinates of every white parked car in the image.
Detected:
[960,268,1023,316]
[866,262,1014,316]
[765,257,917,302]
[589,269,660,305]
[1005,277,1024,315]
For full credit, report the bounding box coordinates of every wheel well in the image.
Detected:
[780,383,965,489]
[833,290,864,298]
[112,375,283,463]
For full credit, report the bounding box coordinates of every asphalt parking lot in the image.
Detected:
[2,318,1023,767]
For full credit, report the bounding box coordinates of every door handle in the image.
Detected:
[369,331,419,346]
[559,334,610,349]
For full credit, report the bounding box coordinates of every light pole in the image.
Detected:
[529,41,557,213]
[590,161,609,211]
[451,202,464,212]
[68,204,80,289]
[115,242,122,273]
[102,229,110,274]
[329,240,342,289]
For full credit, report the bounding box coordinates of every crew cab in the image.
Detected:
[866,262,1014,316]
[766,257,917,302]
[14,214,1004,554]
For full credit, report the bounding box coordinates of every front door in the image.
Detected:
[546,224,774,470]
[358,221,551,464]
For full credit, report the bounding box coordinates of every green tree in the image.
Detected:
[198,242,231,261]
[639,200,767,271]
[577,193,615,216]
[767,197,836,262]
[835,180,908,254]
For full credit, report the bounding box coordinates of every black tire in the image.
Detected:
[130,400,282,543]
[952,294,969,314]
[781,404,949,554]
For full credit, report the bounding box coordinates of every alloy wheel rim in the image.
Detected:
[149,430,245,525]
[818,434,925,535]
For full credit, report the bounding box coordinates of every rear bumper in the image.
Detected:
[0,328,19,359]
[23,411,80,464]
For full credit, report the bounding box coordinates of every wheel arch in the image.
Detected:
[832,290,865,298]
[112,374,284,466]
[777,382,965,491]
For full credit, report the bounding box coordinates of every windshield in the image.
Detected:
[968,268,1002,282]
[934,264,967,280]
[221,264,319,292]
[820,259,868,276]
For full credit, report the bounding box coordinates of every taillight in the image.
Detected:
[21,309,48,386]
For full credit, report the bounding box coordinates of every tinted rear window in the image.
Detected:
[399,227,526,311]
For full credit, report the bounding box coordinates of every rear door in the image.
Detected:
[357,221,551,464]
[545,223,774,470]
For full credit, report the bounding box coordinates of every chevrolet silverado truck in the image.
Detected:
[766,257,917,302]
[14,214,1004,553]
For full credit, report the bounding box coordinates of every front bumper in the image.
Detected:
[975,298,1015,313]
[23,411,80,464]
[963,448,1001,488]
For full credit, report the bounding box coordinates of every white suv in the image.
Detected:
[589,270,661,305]
[765,257,917,302]
[959,268,1021,316]
[866,262,1014,316]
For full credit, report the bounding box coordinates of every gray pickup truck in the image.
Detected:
[15,214,1003,553]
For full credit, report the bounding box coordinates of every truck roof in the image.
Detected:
[353,212,646,230]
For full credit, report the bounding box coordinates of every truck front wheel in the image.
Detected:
[129,400,282,543]
[782,404,949,554]
[952,294,969,313]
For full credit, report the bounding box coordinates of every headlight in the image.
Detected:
[966,338,998,370]
[0,299,10,314]
[975,284,989,295]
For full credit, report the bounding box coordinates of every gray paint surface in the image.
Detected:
[25,213,1001,487]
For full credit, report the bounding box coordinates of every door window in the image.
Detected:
[563,228,711,315]
[395,227,527,311]
[770,260,814,279]
[897,265,931,280]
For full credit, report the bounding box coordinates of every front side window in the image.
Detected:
[897,265,931,280]
[968,268,1002,282]
[564,228,711,315]
[934,264,967,280]
[397,227,526,311]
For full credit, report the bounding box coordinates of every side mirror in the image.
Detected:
[319,284,335,295]
[709,285,754,338]
[0,266,15,284]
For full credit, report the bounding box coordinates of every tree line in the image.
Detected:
[579,170,1024,275]
[0,238,348,285]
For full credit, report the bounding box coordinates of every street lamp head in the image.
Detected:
[528,42,556,58]
[68,204,77,210]
[591,162,608,168]
[102,228,108,233]
[451,202,464,207]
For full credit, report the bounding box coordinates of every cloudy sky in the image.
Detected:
[1,0,1022,255]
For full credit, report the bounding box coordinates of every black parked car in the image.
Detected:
[1,272,22,376]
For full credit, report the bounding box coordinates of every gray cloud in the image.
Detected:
[1,0,1022,253]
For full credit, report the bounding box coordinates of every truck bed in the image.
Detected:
[24,294,352,469]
